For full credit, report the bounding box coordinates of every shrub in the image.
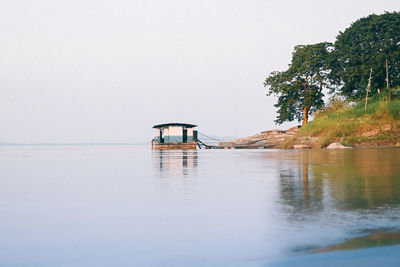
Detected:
[323,96,350,113]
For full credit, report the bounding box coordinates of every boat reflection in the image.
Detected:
[153,150,198,178]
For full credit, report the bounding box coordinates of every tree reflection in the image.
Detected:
[278,152,324,220]
[310,149,400,210]
[278,149,400,220]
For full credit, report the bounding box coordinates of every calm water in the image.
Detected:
[0,146,399,266]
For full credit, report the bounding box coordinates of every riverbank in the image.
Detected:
[222,98,400,149]
[219,126,300,149]
[271,243,400,266]
[272,230,400,266]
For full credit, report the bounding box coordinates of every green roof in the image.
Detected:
[152,123,197,129]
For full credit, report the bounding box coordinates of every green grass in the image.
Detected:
[388,101,400,119]
[294,95,400,148]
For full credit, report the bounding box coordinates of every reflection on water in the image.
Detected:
[273,148,400,252]
[278,159,325,220]
[153,150,198,178]
[151,148,400,253]
[0,146,399,266]
[313,231,400,252]
[277,149,400,214]
[152,148,400,254]
[310,149,400,211]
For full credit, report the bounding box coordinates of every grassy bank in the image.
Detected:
[285,95,400,148]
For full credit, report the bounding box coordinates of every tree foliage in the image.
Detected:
[264,42,332,125]
[330,12,400,99]
[265,12,400,125]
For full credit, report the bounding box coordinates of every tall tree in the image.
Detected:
[330,12,400,99]
[265,42,332,125]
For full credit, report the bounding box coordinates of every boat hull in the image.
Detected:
[153,142,197,150]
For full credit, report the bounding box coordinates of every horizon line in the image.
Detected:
[0,142,147,147]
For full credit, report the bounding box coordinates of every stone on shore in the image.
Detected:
[326,142,351,149]
[362,128,379,137]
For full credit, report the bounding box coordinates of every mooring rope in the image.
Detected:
[198,132,221,142]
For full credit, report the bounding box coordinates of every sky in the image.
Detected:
[0,0,399,143]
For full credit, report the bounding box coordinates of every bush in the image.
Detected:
[324,96,350,112]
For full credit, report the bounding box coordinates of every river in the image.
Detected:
[0,146,399,266]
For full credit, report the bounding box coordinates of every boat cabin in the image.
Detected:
[152,123,198,150]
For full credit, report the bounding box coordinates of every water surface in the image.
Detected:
[0,146,399,266]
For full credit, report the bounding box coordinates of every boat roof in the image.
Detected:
[152,123,197,129]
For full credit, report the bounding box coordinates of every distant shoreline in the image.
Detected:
[0,143,146,147]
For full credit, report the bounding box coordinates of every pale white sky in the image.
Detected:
[1,0,399,143]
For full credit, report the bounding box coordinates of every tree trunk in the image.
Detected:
[301,78,309,126]
[302,107,309,126]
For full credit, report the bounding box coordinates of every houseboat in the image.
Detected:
[151,123,198,150]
